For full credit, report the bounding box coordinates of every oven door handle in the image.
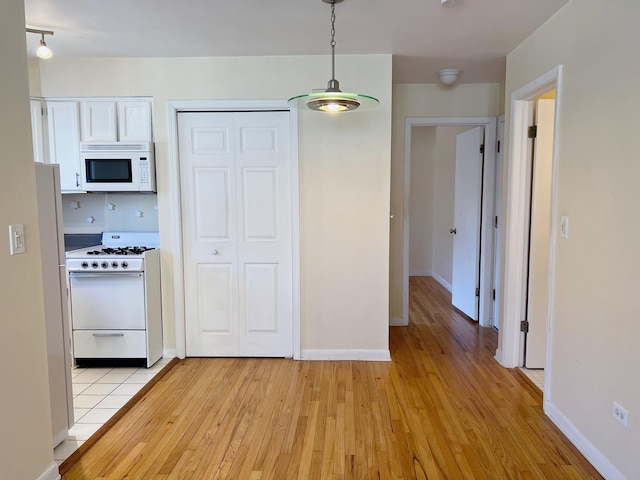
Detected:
[69,272,143,278]
[92,333,125,338]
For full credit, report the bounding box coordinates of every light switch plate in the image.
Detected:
[9,224,25,255]
[560,216,569,239]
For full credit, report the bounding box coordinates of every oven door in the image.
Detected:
[69,272,146,330]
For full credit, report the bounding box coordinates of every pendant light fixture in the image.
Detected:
[26,27,54,59]
[288,0,378,113]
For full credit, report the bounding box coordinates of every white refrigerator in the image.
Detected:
[35,163,74,447]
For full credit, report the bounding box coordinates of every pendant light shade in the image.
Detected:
[288,0,378,113]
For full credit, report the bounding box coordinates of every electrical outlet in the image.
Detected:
[613,401,629,428]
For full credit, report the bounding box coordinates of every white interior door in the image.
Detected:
[178,111,293,357]
[525,99,556,368]
[451,126,484,320]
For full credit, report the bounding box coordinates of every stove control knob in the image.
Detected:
[112,261,119,269]
[101,261,109,269]
[121,261,129,269]
[81,261,89,269]
[91,262,99,269]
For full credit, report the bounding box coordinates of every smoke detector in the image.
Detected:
[441,0,466,7]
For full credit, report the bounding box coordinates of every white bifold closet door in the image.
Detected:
[178,111,293,357]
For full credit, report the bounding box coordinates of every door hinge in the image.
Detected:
[41,106,46,116]
[475,287,480,297]
[480,144,485,154]
[497,140,501,153]
[492,289,496,301]
[528,125,538,138]
[520,320,529,333]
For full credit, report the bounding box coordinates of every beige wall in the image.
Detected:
[0,2,56,479]
[504,0,640,477]
[409,127,435,274]
[36,54,393,354]
[390,83,500,321]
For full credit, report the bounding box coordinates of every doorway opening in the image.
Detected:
[401,117,498,328]
[497,65,563,405]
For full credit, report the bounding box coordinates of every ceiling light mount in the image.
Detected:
[26,27,54,59]
[437,69,461,85]
[288,0,378,113]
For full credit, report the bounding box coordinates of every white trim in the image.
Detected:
[402,117,497,328]
[409,269,432,276]
[162,348,177,359]
[499,66,562,369]
[37,463,61,480]
[545,403,625,480]
[301,349,391,361]
[389,317,405,326]
[430,272,452,293]
[167,99,301,360]
[492,115,505,330]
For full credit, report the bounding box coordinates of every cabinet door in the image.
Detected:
[47,101,83,192]
[118,101,152,142]
[30,99,46,163]
[81,100,117,142]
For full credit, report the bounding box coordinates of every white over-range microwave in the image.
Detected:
[80,142,156,192]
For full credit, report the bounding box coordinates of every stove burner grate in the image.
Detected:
[86,246,154,256]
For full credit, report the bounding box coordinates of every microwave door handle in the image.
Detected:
[76,172,80,187]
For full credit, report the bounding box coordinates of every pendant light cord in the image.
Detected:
[330,0,336,81]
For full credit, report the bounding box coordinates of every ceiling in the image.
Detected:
[23,0,569,84]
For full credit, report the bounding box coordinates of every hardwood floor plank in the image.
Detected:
[62,277,603,479]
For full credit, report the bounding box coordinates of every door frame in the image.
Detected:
[167,100,301,360]
[492,115,505,329]
[496,65,563,407]
[400,116,497,327]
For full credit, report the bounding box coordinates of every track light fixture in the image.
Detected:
[26,27,54,59]
[288,0,378,113]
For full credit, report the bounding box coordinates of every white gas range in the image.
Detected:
[66,232,163,368]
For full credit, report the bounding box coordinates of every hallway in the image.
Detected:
[61,277,601,479]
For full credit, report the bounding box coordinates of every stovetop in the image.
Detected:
[85,246,155,256]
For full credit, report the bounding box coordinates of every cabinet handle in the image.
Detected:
[92,333,125,337]
[76,173,80,187]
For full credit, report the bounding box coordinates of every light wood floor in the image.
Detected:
[62,277,602,479]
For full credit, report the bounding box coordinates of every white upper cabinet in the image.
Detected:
[30,99,47,164]
[47,101,83,192]
[81,101,117,142]
[118,101,152,142]
[81,100,152,142]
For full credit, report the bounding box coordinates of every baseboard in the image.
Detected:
[545,402,625,480]
[163,348,177,358]
[301,349,391,361]
[409,269,432,276]
[389,317,407,326]
[37,462,61,480]
[430,272,452,292]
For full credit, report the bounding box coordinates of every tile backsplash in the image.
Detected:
[62,193,159,233]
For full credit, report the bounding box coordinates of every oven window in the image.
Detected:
[85,159,133,183]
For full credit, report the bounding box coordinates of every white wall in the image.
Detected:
[36,54,393,355]
[409,127,435,275]
[502,1,640,477]
[390,83,500,322]
[0,2,57,479]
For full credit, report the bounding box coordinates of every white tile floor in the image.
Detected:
[53,357,173,464]
[520,367,545,390]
